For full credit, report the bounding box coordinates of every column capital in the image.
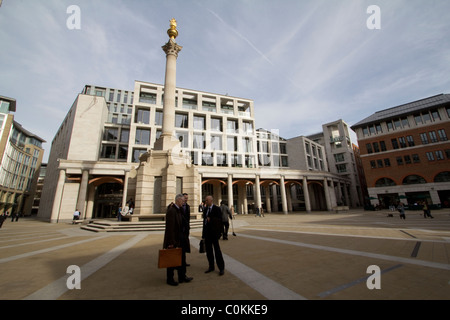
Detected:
[162,39,183,58]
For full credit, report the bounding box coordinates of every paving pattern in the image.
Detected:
[1,209,449,300]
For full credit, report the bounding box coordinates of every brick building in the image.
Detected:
[351,94,450,208]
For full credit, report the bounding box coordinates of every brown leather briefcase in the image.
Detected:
[158,248,182,268]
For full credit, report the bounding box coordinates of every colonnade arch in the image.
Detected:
[199,173,351,214]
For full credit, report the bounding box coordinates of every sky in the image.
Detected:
[1,0,450,163]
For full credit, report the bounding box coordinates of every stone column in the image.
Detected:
[154,19,183,151]
[303,176,311,213]
[265,185,272,213]
[280,175,288,214]
[76,170,89,218]
[323,178,332,211]
[121,170,130,209]
[255,175,262,211]
[51,169,66,223]
[228,174,233,212]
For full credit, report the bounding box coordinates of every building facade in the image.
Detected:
[351,94,450,208]
[0,95,45,216]
[38,82,354,223]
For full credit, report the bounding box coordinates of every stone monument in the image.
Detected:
[133,19,200,220]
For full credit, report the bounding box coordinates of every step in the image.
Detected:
[81,219,203,233]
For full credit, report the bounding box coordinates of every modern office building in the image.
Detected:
[0,95,45,216]
[351,94,450,208]
[287,119,364,208]
[37,81,355,222]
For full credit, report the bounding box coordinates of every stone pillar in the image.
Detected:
[154,19,183,151]
[76,170,89,218]
[255,175,262,210]
[303,176,311,213]
[265,185,272,213]
[280,175,288,214]
[323,178,332,211]
[228,174,233,212]
[51,169,66,223]
[121,171,130,209]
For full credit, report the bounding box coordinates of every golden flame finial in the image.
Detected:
[167,18,178,40]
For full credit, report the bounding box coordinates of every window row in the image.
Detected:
[362,108,444,137]
[369,149,450,169]
[365,129,448,154]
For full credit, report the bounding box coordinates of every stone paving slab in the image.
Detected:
[0,209,449,301]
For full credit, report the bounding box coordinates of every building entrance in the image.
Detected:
[93,182,123,218]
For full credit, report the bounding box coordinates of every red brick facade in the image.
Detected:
[359,122,450,188]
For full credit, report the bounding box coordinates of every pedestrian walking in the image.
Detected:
[397,202,406,220]
[220,201,232,240]
[202,195,225,275]
[0,212,6,228]
[422,201,434,219]
[163,194,193,286]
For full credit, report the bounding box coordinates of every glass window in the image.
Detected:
[216,153,227,167]
[155,110,163,126]
[211,118,222,132]
[420,133,429,144]
[227,136,237,152]
[175,113,188,128]
[118,146,128,160]
[431,110,440,121]
[437,129,447,141]
[414,114,423,125]
[406,135,415,147]
[401,118,409,127]
[101,144,116,159]
[120,129,129,143]
[412,154,420,163]
[422,112,431,123]
[426,152,435,161]
[373,142,380,153]
[227,119,238,133]
[135,129,150,145]
[398,137,406,148]
[391,139,399,149]
[211,135,222,150]
[193,133,205,149]
[429,131,438,143]
[103,128,118,141]
[176,131,189,148]
[136,109,150,124]
[243,138,253,153]
[193,115,205,130]
[436,150,444,160]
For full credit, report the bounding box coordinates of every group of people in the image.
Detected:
[163,193,233,286]
[0,211,20,228]
[396,200,434,219]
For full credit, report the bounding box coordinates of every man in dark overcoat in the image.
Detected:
[202,195,225,275]
[163,194,193,286]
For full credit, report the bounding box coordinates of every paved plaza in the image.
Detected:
[1,209,449,300]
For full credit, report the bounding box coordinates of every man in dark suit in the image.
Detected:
[202,195,225,275]
[163,194,193,286]
[182,193,191,266]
